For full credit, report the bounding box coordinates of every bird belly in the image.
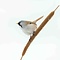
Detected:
[21,24,37,35]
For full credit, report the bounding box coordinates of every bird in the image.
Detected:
[17,16,43,37]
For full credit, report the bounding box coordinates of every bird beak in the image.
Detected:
[17,22,20,26]
[16,23,18,24]
[16,22,19,24]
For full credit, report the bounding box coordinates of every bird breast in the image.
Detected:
[21,24,37,35]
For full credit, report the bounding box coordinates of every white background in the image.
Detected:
[0,0,60,60]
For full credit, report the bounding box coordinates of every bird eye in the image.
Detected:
[30,22,32,24]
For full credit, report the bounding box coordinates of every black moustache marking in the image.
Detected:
[20,25,22,28]
[18,22,23,28]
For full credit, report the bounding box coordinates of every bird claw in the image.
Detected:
[33,31,35,36]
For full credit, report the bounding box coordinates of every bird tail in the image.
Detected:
[33,16,43,23]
